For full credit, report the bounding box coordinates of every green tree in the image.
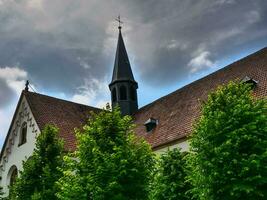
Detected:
[11,125,64,200]
[57,108,154,200]
[187,82,267,200]
[150,148,192,200]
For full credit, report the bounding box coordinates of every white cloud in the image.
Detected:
[0,66,28,95]
[71,82,97,105]
[188,51,215,73]
[27,0,43,10]
[166,40,187,50]
[213,28,242,45]
[247,10,260,24]
[0,66,27,80]
[77,57,91,69]
[71,77,110,107]
[72,94,91,105]
[215,0,235,5]
[95,100,110,109]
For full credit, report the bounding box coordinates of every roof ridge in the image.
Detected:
[136,46,267,112]
[24,91,102,111]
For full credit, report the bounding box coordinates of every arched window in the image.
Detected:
[119,85,127,100]
[7,165,18,186]
[19,122,27,146]
[10,168,18,186]
[130,86,136,101]
[112,88,117,102]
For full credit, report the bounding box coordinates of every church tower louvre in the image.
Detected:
[109,22,138,116]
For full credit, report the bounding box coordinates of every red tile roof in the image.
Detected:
[133,47,267,150]
[2,48,266,157]
[24,92,101,151]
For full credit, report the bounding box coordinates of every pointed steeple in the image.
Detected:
[109,20,138,116]
[111,28,136,84]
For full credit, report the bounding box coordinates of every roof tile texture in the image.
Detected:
[133,47,267,149]
[22,47,267,151]
[25,92,101,151]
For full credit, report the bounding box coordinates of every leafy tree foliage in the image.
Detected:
[11,125,64,200]
[57,108,154,200]
[150,148,192,200]
[187,82,267,200]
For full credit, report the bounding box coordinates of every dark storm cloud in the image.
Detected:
[122,0,267,84]
[0,0,113,96]
[1,0,267,142]
[0,38,109,92]
[0,0,267,101]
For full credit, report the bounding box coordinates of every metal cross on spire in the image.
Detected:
[115,15,123,30]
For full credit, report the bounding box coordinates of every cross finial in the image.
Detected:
[25,80,29,92]
[115,15,123,30]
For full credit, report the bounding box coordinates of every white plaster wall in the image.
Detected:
[154,140,189,155]
[0,96,40,196]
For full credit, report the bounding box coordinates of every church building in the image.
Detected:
[0,25,266,194]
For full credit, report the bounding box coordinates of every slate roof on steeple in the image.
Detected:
[110,28,136,84]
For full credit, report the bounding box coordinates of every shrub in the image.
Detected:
[11,125,64,200]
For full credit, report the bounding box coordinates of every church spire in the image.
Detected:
[109,17,138,116]
[111,21,136,84]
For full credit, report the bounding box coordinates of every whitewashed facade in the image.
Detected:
[0,96,40,195]
[154,140,189,155]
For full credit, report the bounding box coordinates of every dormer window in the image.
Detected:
[144,118,158,132]
[19,122,27,146]
[241,76,258,88]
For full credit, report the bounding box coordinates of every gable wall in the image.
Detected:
[153,139,189,154]
[0,96,40,196]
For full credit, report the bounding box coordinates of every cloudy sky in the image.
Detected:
[0,0,267,147]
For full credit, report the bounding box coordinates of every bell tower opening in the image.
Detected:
[119,85,127,100]
[109,17,138,116]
